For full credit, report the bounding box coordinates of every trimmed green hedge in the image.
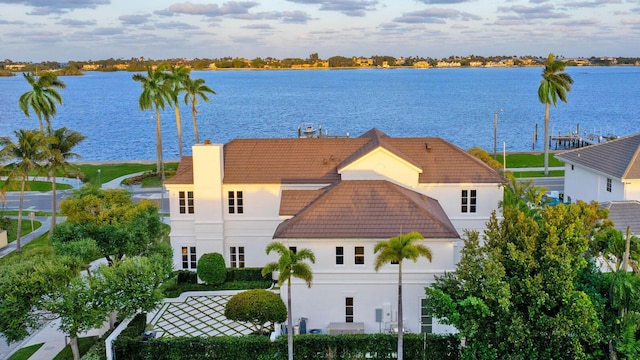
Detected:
[113,333,460,359]
[226,267,271,282]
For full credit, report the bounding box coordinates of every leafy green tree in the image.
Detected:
[182,76,216,144]
[45,127,85,233]
[426,202,608,359]
[262,242,315,360]
[0,129,49,252]
[538,53,574,175]
[133,66,171,179]
[165,65,191,158]
[197,252,227,285]
[18,72,66,132]
[591,227,640,273]
[55,187,163,264]
[224,289,287,334]
[374,232,432,360]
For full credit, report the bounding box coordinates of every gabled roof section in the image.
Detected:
[556,133,640,180]
[280,189,329,216]
[223,129,504,184]
[274,180,459,239]
[163,156,193,185]
[601,201,640,236]
[338,128,422,172]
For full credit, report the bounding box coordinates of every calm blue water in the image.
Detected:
[0,67,638,161]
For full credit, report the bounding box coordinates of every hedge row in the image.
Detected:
[113,333,460,360]
[175,268,270,285]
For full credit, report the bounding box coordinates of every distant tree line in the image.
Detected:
[3,54,640,74]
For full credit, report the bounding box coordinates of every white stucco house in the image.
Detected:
[556,133,640,203]
[163,128,505,335]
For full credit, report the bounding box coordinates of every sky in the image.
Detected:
[1,0,639,62]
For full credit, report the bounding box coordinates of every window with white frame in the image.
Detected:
[181,246,197,269]
[420,298,433,334]
[461,189,477,213]
[230,246,245,268]
[345,297,354,323]
[336,246,344,265]
[606,178,612,192]
[355,246,364,265]
[179,191,194,214]
[228,191,244,214]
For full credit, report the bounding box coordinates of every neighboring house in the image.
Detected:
[556,133,640,203]
[164,128,504,335]
[601,201,640,236]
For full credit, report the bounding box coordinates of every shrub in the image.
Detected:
[226,267,270,282]
[176,270,198,284]
[224,290,287,334]
[197,253,226,285]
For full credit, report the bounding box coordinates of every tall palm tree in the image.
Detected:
[164,65,191,158]
[374,232,432,360]
[262,242,315,360]
[0,129,50,252]
[19,72,66,132]
[133,66,171,180]
[182,76,216,145]
[538,53,574,175]
[45,127,86,234]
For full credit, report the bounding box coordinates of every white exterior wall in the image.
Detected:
[563,163,625,203]
[339,148,421,187]
[624,180,640,201]
[278,238,457,335]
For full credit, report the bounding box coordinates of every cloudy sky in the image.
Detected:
[1,0,639,62]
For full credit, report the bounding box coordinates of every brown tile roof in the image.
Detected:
[601,201,640,236]
[556,133,640,180]
[223,129,504,184]
[164,129,505,185]
[280,189,328,216]
[163,156,193,185]
[274,180,459,239]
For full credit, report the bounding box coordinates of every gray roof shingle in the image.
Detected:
[556,133,640,180]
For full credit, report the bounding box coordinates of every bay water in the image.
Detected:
[0,66,638,161]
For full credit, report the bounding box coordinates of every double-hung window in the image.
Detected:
[228,191,244,214]
[461,190,477,213]
[354,246,365,265]
[230,246,245,268]
[420,298,433,333]
[181,246,197,269]
[336,247,344,265]
[345,297,354,323]
[179,191,194,214]
[606,178,612,192]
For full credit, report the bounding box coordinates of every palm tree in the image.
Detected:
[45,127,86,234]
[182,76,216,144]
[164,65,191,158]
[374,232,432,360]
[0,129,50,252]
[262,242,315,360]
[538,53,574,175]
[19,72,66,132]
[133,66,171,180]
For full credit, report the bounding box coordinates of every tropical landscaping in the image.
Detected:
[1,54,639,360]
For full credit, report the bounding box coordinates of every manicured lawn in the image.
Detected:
[0,233,52,265]
[2,218,42,243]
[8,343,44,360]
[52,336,98,360]
[510,170,564,178]
[75,162,178,186]
[499,153,564,168]
[0,181,72,191]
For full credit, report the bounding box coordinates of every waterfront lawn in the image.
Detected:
[0,181,72,191]
[75,162,178,186]
[499,153,564,168]
[8,343,44,360]
[511,170,564,178]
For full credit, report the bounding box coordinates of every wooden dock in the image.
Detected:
[551,132,616,150]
